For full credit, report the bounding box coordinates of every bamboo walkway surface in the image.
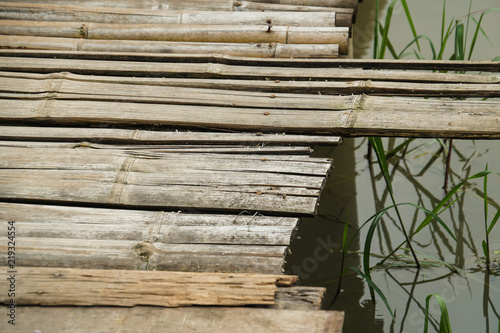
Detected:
[2,0,497,331]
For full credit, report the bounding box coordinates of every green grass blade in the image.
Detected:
[398,35,437,60]
[487,208,500,235]
[467,9,500,59]
[378,0,399,59]
[417,170,496,233]
[463,0,472,60]
[438,19,456,60]
[482,240,489,259]
[348,266,395,319]
[401,0,420,51]
[454,23,465,60]
[484,164,489,236]
[440,0,447,47]
[424,295,452,333]
[374,0,380,59]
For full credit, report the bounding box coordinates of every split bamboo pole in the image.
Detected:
[0,3,343,27]
[0,20,350,54]
[0,36,339,58]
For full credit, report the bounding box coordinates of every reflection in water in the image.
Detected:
[284,140,384,332]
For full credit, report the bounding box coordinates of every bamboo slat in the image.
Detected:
[1,0,358,10]
[3,237,287,273]
[2,49,499,73]
[0,0,236,11]
[0,36,340,58]
[1,95,500,138]
[0,56,496,83]
[0,145,331,214]
[0,3,343,27]
[2,70,498,98]
[240,0,359,8]
[0,267,297,307]
[0,202,298,245]
[0,203,296,273]
[0,125,342,146]
[0,141,314,154]
[0,20,350,54]
[0,307,344,333]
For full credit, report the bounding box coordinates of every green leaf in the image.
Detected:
[494,56,500,61]
[378,0,399,59]
[482,240,489,259]
[401,0,420,51]
[348,266,395,319]
[424,294,452,333]
[454,23,465,60]
[484,163,489,236]
[467,8,500,59]
[487,208,500,235]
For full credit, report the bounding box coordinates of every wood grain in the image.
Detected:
[0,306,345,333]
[0,266,298,306]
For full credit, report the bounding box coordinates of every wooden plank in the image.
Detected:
[0,56,496,82]
[0,3,341,27]
[0,125,342,146]
[1,306,344,333]
[0,202,298,245]
[275,286,326,310]
[0,21,350,54]
[1,96,500,138]
[1,49,498,72]
[0,35,340,58]
[1,236,287,273]
[0,267,297,307]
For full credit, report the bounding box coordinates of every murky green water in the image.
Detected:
[285,1,500,332]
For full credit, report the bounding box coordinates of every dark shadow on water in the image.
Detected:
[284,139,384,333]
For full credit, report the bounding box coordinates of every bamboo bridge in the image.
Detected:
[0,0,499,332]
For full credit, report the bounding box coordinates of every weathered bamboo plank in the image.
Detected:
[1,0,236,11]
[0,141,314,154]
[0,307,344,333]
[2,70,498,98]
[0,202,298,245]
[0,36,340,58]
[0,76,352,110]
[0,146,332,176]
[0,20,350,54]
[0,3,343,27]
[0,266,297,307]
[0,169,321,213]
[1,237,287,273]
[240,0,359,7]
[1,49,498,72]
[2,72,499,106]
[0,125,342,146]
[1,97,500,138]
[0,56,497,82]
